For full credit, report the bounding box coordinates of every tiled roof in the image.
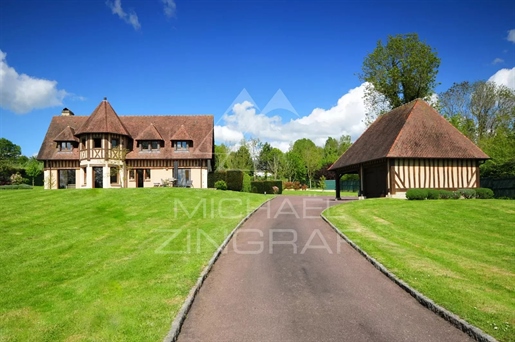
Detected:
[170,124,193,141]
[74,98,130,136]
[53,126,79,142]
[329,99,489,171]
[37,100,214,161]
[134,123,164,141]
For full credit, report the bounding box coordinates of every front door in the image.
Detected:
[93,167,103,188]
[137,169,144,188]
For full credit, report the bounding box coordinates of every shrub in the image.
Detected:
[242,173,251,192]
[10,173,24,185]
[458,189,476,199]
[427,189,440,200]
[476,188,494,199]
[226,170,244,191]
[214,180,227,190]
[250,180,283,194]
[319,175,326,190]
[0,184,33,190]
[438,190,454,199]
[450,191,461,199]
[406,188,428,200]
[293,181,301,191]
[208,171,227,188]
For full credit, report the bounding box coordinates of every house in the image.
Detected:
[329,99,489,199]
[37,98,214,189]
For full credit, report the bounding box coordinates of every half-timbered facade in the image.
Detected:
[329,99,489,199]
[37,98,214,189]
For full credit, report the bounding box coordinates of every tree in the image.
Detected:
[231,144,253,171]
[337,135,352,155]
[247,138,262,178]
[214,144,232,171]
[258,142,283,179]
[360,33,440,124]
[291,138,322,188]
[282,151,304,182]
[25,157,43,186]
[0,138,22,163]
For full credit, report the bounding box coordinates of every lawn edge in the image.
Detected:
[320,212,498,342]
[162,197,274,342]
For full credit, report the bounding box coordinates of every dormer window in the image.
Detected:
[175,141,190,151]
[139,140,161,153]
[58,142,73,152]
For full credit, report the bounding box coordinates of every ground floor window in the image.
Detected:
[82,167,87,185]
[58,169,76,189]
[177,169,191,187]
[110,167,119,184]
[144,169,151,180]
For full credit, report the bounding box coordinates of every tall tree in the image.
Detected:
[282,151,304,182]
[258,143,283,179]
[360,33,440,124]
[230,144,253,171]
[25,157,43,186]
[0,138,22,163]
[292,138,322,188]
[214,144,232,171]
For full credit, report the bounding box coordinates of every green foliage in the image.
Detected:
[458,189,476,199]
[319,175,326,190]
[242,172,251,192]
[9,172,26,185]
[250,180,283,194]
[208,170,227,188]
[0,184,33,190]
[476,188,494,199]
[0,138,22,162]
[214,144,232,171]
[282,151,305,182]
[426,189,440,199]
[214,180,227,190]
[291,138,322,188]
[25,157,43,186]
[438,190,454,199]
[258,143,283,179]
[226,170,244,191]
[406,188,428,200]
[230,144,253,171]
[360,33,440,122]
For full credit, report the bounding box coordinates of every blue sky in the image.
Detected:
[0,0,514,155]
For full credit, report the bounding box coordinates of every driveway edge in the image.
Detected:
[163,197,273,342]
[320,213,497,342]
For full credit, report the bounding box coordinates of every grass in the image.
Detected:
[324,199,515,342]
[282,189,357,197]
[0,188,269,342]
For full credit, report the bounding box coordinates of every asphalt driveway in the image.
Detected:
[177,196,472,342]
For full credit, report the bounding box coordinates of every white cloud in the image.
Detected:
[161,0,176,18]
[492,58,504,65]
[106,0,141,30]
[0,50,68,114]
[215,84,368,151]
[507,29,515,43]
[488,67,515,90]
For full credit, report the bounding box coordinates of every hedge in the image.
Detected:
[242,173,251,192]
[0,184,33,190]
[250,180,283,194]
[406,188,428,200]
[208,171,227,189]
[226,170,244,191]
[476,188,494,199]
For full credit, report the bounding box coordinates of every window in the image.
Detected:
[110,167,119,184]
[144,169,151,180]
[129,169,135,180]
[175,141,189,151]
[81,138,87,150]
[58,169,76,189]
[82,167,87,185]
[177,169,191,187]
[139,141,160,153]
[94,138,102,148]
[111,138,119,148]
[59,141,73,151]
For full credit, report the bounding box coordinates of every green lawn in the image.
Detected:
[324,199,515,342]
[282,189,357,197]
[0,188,269,342]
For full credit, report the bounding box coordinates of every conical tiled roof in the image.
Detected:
[170,124,193,141]
[74,98,130,136]
[53,126,79,142]
[329,99,489,171]
[135,123,164,140]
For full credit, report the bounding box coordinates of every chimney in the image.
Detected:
[61,108,74,116]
